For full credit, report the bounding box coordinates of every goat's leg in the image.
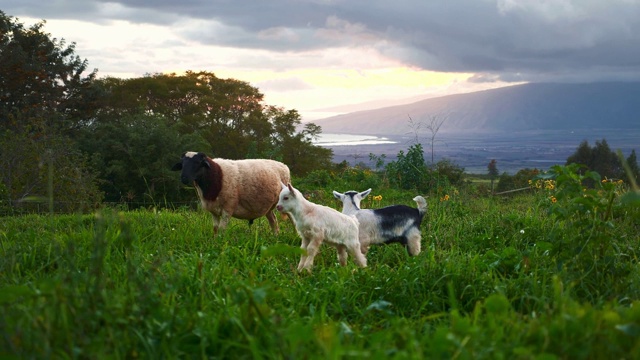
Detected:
[300,237,322,272]
[406,230,422,256]
[297,237,310,271]
[359,235,371,255]
[347,239,367,268]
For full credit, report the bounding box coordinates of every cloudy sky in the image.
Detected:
[5,0,640,119]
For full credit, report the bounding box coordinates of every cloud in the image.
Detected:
[5,0,640,99]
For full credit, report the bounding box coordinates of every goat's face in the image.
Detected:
[171,151,211,185]
[276,183,296,213]
[333,188,372,212]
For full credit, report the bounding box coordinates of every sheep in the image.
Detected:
[332,188,427,256]
[276,183,367,272]
[171,151,290,236]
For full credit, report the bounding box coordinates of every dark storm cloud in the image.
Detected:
[6,0,640,82]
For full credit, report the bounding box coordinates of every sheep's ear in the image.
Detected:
[171,162,182,171]
[360,189,372,198]
[200,158,211,169]
[332,191,344,200]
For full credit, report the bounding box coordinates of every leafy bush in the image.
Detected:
[535,164,637,298]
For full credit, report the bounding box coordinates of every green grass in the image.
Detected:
[1,187,639,359]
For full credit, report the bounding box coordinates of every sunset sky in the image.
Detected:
[5,1,640,120]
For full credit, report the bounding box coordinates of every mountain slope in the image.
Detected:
[311,82,640,136]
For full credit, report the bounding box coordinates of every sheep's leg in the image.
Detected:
[265,209,279,235]
[336,245,348,266]
[216,211,232,235]
[347,240,367,268]
[297,237,310,271]
[210,214,221,237]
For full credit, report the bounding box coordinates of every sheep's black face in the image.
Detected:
[171,152,210,185]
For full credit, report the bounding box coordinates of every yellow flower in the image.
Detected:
[550,196,557,203]
[440,194,450,202]
[373,195,382,201]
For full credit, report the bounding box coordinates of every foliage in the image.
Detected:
[0,12,103,213]
[383,144,465,198]
[534,164,638,298]
[91,72,332,177]
[626,149,640,184]
[495,168,541,193]
[76,114,208,204]
[566,138,638,182]
[487,159,499,179]
[0,11,100,135]
[435,158,465,187]
[0,130,103,215]
[385,143,428,191]
[487,159,499,192]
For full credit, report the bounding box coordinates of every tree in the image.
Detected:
[407,114,447,167]
[566,138,626,180]
[625,149,640,185]
[76,113,208,204]
[386,143,427,191]
[488,159,499,193]
[0,11,100,135]
[0,11,102,212]
[88,72,333,194]
[0,131,103,212]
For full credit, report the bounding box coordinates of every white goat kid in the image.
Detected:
[276,183,367,272]
[333,188,427,256]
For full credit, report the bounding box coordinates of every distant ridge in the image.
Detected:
[311,82,640,136]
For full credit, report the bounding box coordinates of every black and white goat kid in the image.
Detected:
[332,189,427,256]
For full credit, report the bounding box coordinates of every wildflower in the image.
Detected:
[373,195,383,201]
[520,230,525,234]
[544,180,555,190]
[440,194,450,202]
[550,196,557,203]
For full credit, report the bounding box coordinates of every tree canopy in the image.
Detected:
[0,11,102,212]
[566,139,638,182]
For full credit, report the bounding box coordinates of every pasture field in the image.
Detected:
[1,176,640,358]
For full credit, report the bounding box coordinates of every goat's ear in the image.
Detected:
[281,182,288,190]
[171,162,182,171]
[332,191,343,200]
[287,183,295,196]
[360,188,372,198]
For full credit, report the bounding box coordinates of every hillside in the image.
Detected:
[311,82,640,136]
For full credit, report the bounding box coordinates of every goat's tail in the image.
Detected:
[412,195,428,216]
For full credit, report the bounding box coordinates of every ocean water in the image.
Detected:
[316,129,640,174]
[313,133,398,146]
